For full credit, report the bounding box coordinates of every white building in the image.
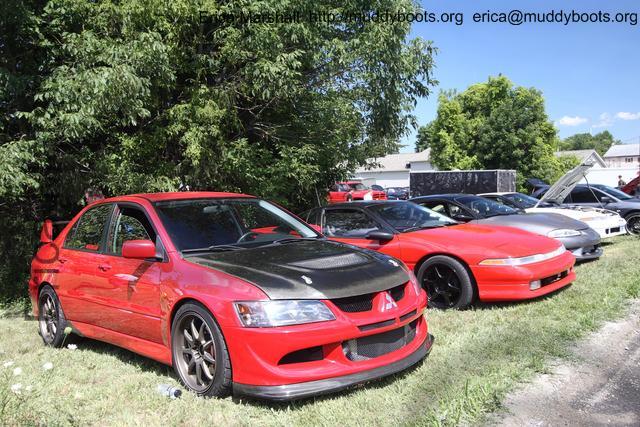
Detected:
[351,149,433,188]
[603,143,640,168]
[554,149,606,168]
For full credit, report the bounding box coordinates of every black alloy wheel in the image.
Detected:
[417,256,475,309]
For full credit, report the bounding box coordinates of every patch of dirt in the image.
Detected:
[488,299,640,426]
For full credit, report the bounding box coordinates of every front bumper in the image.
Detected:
[472,250,576,302]
[234,333,434,401]
[557,228,602,261]
[223,286,429,398]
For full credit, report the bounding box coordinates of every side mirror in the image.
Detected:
[40,219,53,244]
[600,196,612,203]
[122,240,157,260]
[452,212,474,222]
[365,230,394,242]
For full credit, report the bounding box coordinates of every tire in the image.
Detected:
[171,302,232,398]
[625,213,640,236]
[37,285,68,347]
[416,256,475,309]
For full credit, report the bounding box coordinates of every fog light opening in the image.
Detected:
[530,280,541,291]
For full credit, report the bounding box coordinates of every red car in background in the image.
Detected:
[302,201,576,309]
[328,181,387,204]
[30,192,431,400]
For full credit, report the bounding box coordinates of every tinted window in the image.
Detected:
[154,198,318,251]
[65,204,112,251]
[323,209,381,238]
[593,185,633,200]
[107,207,156,255]
[569,188,599,203]
[455,196,517,217]
[502,193,539,209]
[369,202,455,231]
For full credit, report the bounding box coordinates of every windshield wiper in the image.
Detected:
[401,223,455,233]
[182,244,246,254]
[271,237,322,245]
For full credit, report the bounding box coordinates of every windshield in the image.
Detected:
[154,198,319,251]
[456,196,518,217]
[348,183,367,191]
[370,202,457,232]
[593,185,633,200]
[502,193,541,209]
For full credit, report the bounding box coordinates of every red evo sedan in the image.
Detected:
[302,201,576,309]
[29,192,432,400]
[328,181,387,204]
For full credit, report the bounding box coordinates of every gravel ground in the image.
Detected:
[488,299,640,426]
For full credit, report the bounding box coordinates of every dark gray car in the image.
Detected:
[411,194,602,261]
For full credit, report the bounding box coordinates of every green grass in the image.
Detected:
[1,235,639,426]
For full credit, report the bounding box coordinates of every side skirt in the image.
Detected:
[69,320,172,366]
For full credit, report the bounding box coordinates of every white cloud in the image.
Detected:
[615,112,640,121]
[556,116,588,126]
[592,113,613,128]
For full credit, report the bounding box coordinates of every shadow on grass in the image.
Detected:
[472,283,572,311]
[234,355,429,409]
[69,335,174,378]
[63,329,428,409]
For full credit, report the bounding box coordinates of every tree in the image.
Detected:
[558,131,618,156]
[416,76,569,189]
[0,0,436,301]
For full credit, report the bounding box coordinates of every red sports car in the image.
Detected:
[29,192,431,400]
[328,181,387,204]
[302,201,576,309]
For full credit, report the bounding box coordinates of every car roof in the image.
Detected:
[321,200,407,209]
[98,191,254,203]
[411,194,474,201]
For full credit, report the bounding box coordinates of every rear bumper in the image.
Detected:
[473,250,576,302]
[233,333,434,401]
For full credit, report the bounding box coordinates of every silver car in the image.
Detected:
[411,194,602,261]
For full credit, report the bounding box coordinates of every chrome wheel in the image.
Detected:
[39,294,58,343]
[175,314,216,392]
[627,214,640,236]
[423,263,462,309]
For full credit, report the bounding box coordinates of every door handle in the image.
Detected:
[58,258,68,264]
[98,264,112,271]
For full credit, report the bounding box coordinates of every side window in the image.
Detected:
[108,206,156,255]
[329,184,339,192]
[64,204,112,251]
[570,188,598,203]
[323,209,381,238]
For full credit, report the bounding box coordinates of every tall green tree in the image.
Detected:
[416,76,568,188]
[0,0,436,301]
[558,130,618,156]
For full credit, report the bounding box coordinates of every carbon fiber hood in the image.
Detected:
[185,239,408,300]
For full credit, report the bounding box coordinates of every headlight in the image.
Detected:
[479,245,566,266]
[234,300,335,328]
[547,229,581,238]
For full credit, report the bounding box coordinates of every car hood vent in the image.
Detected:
[289,253,368,270]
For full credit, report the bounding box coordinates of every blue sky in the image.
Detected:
[401,0,640,152]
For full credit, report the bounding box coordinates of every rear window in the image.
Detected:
[64,204,112,251]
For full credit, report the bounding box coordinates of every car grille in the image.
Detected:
[541,269,570,287]
[331,283,406,313]
[343,320,418,361]
[606,227,621,234]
